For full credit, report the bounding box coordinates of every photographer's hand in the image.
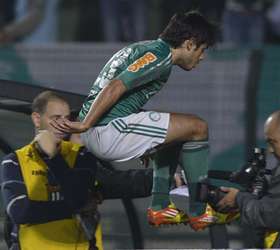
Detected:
[34,130,61,158]
[217,187,240,211]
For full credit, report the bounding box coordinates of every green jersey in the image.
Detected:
[79,38,172,126]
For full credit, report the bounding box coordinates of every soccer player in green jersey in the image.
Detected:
[51,11,217,230]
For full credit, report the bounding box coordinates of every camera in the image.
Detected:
[197,147,271,210]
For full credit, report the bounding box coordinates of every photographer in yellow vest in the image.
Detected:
[1,91,102,250]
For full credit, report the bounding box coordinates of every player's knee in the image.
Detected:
[192,118,208,140]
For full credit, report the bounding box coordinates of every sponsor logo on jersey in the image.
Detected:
[127,52,157,72]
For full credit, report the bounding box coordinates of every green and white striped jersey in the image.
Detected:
[79,38,173,126]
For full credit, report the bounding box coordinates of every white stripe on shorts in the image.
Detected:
[112,119,166,139]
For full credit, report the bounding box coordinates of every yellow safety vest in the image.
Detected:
[15,141,103,250]
[265,230,279,249]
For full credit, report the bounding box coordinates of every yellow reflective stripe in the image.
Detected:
[265,231,279,248]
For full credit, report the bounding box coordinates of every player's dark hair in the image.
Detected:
[32,91,67,114]
[159,11,217,48]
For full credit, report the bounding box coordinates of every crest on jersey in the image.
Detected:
[127,52,157,72]
[149,111,161,122]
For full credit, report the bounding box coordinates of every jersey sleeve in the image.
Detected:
[116,50,172,90]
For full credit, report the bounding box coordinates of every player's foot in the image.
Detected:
[147,203,189,226]
[189,204,240,231]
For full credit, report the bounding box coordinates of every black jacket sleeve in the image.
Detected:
[236,191,280,230]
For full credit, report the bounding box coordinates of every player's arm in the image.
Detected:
[50,79,127,133]
[82,79,127,130]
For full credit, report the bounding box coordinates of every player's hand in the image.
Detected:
[50,118,89,134]
[217,187,239,211]
[34,130,60,158]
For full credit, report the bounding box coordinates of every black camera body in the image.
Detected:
[197,147,271,210]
